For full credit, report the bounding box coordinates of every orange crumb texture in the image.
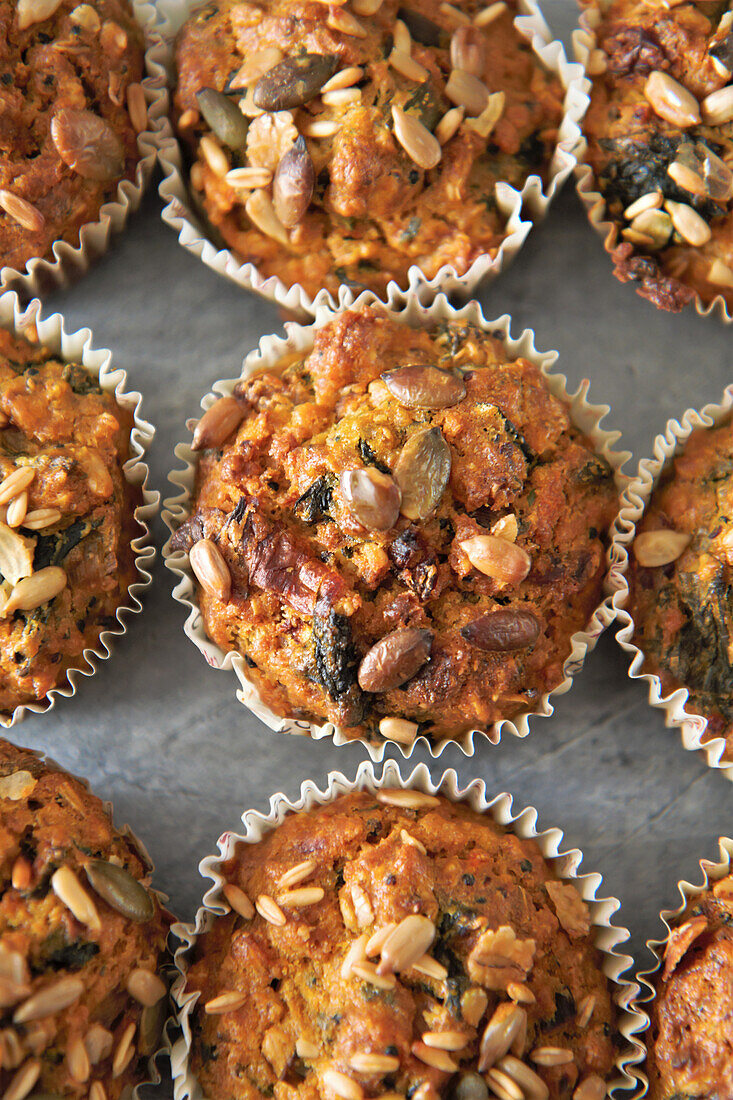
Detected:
[186,791,617,1100]
[649,870,733,1098]
[0,739,170,1100]
[172,307,617,745]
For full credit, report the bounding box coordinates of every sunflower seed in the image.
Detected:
[352,0,382,12]
[84,860,155,923]
[278,887,324,907]
[390,49,429,82]
[496,1056,548,1100]
[358,627,433,692]
[450,26,486,76]
[189,539,231,602]
[452,1072,489,1100]
[273,135,314,228]
[340,468,401,531]
[366,924,397,956]
[378,717,419,744]
[11,856,31,890]
[0,978,31,1009]
[0,467,35,505]
[196,88,248,149]
[382,365,466,409]
[351,884,374,927]
[192,395,244,451]
[51,866,101,931]
[530,1046,573,1067]
[14,977,84,1024]
[229,48,284,90]
[67,1038,90,1083]
[296,1037,320,1060]
[256,894,286,926]
[422,1030,469,1051]
[350,961,396,990]
[478,1004,526,1072]
[126,968,166,1007]
[125,83,147,134]
[89,1083,107,1100]
[278,860,316,890]
[391,106,441,170]
[506,982,535,1004]
[6,492,27,529]
[204,991,247,1014]
[446,69,489,116]
[465,90,505,137]
[460,987,488,1026]
[644,71,700,127]
[411,954,448,980]
[461,609,540,652]
[21,509,62,530]
[179,108,199,130]
[411,1042,457,1073]
[702,85,733,124]
[322,66,364,92]
[3,567,67,616]
[324,1069,364,1100]
[112,1021,136,1078]
[0,191,44,233]
[436,106,465,144]
[473,2,507,26]
[628,208,672,250]
[394,426,450,520]
[633,528,690,566]
[349,1053,400,1074]
[378,914,435,974]
[485,1068,522,1100]
[460,535,531,586]
[16,0,63,26]
[139,998,166,1057]
[667,160,706,196]
[321,87,361,108]
[246,189,290,244]
[340,933,368,978]
[254,54,339,111]
[664,199,712,246]
[1,1028,24,1069]
[51,109,125,180]
[376,789,439,810]
[708,258,733,287]
[4,1058,41,1100]
[327,8,367,35]
[623,191,662,219]
[572,1077,606,1100]
[302,118,342,138]
[441,2,471,24]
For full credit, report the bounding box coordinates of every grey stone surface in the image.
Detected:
[9,1,733,1060]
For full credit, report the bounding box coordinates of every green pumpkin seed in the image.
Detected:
[139,997,167,1056]
[85,860,155,923]
[394,426,451,520]
[253,53,339,112]
[195,88,248,149]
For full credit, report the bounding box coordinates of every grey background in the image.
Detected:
[10,0,733,1019]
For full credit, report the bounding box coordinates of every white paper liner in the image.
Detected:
[167,760,646,1100]
[153,0,590,315]
[608,384,733,781]
[0,0,169,300]
[0,289,158,725]
[162,287,629,760]
[572,9,733,325]
[634,836,733,1097]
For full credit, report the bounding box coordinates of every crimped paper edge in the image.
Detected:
[0,0,169,300]
[0,289,159,726]
[607,383,733,781]
[634,836,733,1096]
[152,0,590,314]
[572,9,733,325]
[161,286,630,761]
[166,760,647,1100]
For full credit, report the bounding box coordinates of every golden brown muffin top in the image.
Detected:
[649,869,733,1099]
[0,327,141,715]
[185,789,616,1100]
[171,307,617,745]
[173,0,564,298]
[0,0,145,272]
[628,416,733,758]
[581,0,733,313]
[0,738,170,1100]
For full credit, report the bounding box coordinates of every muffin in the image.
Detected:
[646,864,733,1098]
[0,0,146,276]
[580,0,733,314]
[171,0,566,301]
[626,414,733,759]
[0,325,143,716]
[179,788,616,1100]
[0,738,170,1100]
[168,305,617,747]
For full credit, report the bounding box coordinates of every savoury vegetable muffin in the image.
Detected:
[647,867,733,1098]
[581,0,733,313]
[181,788,616,1100]
[627,415,733,758]
[0,739,170,1100]
[0,326,143,715]
[170,307,617,746]
[0,0,146,274]
[172,0,565,300]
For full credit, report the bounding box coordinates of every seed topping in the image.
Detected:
[378,717,419,744]
[51,866,101,932]
[376,789,439,810]
[204,991,247,1014]
[378,914,435,974]
[278,886,325,907]
[394,426,451,520]
[273,135,315,228]
[530,1045,574,1066]
[633,528,691,567]
[349,1052,400,1074]
[459,535,531,586]
[461,609,541,652]
[126,968,166,1007]
[381,365,466,409]
[196,87,249,149]
[254,54,339,111]
[84,859,155,923]
[340,467,401,531]
[190,539,231,602]
[51,108,125,181]
[14,977,84,1024]
[0,191,45,234]
[256,894,287,926]
[192,395,244,451]
[391,106,441,170]
[643,71,700,127]
[223,882,255,919]
[357,627,433,692]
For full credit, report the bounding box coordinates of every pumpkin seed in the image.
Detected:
[273,135,315,228]
[340,468,401,530]
[84,860,155,923]
[196,88,248,149]
[397,7,444,47]
[253,53,339,112]
[381,364,466,409]
[138,997,166,1056]
[461,609,540,651]
[394,427,451,520]
[357,627,433,692]
[51,109,125,181]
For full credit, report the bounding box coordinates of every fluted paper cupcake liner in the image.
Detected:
[153,0,589,315]
[608,384,733,780]
[634,836,733,1097]
[0,290,158,725]
[162,287,629,760]
[572,10,733,325]
[0,0,169,301]
[167,760,646,1100]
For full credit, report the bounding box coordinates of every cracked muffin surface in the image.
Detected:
[173,0,565,299]
[581,0,733,313]
[171,307,617,747]
[0,327,142,715]
[183,789,617,1100]
[648,869,733,1099]
[0,0,144,273]
[628,415,733,760]
[0,739,170,1100]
